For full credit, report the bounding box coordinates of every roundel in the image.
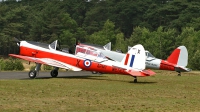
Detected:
[83,59,92,68]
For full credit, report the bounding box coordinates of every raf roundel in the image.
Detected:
[83,59,92,68]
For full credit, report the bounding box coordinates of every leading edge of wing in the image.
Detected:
[9,54,82,71]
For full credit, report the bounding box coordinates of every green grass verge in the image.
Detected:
[0,71,200,112]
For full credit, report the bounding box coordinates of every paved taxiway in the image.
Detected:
[0,71,93,80]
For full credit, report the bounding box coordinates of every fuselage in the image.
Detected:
[19,41,131,75]
[94,48,176,71]
[145,57,175,71]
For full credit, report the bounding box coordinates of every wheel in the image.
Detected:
[178,72,181,76]
[28,70,37,79]
[98,72,103,75]
[133,78,137,83]
[92,71,98,74]
[133,76,137,83]
[51,70,58,77]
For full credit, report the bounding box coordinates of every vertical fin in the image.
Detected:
[121,44,146,70]
[167,46,188,67]
[103,42,111,51]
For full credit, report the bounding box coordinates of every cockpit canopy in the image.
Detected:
[49,40,61,50]
[145,51,155,58]
[75,45,107,60]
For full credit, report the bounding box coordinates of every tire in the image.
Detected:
[51,70,58,77]
[28,70,37,79]
[92,71,98,74]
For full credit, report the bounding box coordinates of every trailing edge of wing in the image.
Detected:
[9,54,82,71]
[126,69,155,77]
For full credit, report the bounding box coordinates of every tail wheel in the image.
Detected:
[51,70,58,77]
[28,70,37,79]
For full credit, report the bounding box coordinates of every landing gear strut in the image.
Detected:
[178,71,181,76]
[50,67,59,77]
[92,71,102,75]
[133,76,137,83]
[28,63,41,79]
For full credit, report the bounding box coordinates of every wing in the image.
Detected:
[9,54,82,71]
[125,69,155,77]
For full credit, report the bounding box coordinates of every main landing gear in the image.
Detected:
[28,63,59,79]
[133,76,137,83]
[178,71,181,76]
[50,67,59,77]
[92,71,102,75]
[28,63,41,79]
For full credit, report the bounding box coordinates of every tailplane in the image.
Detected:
[121,44,146,70]
[167,46,188,67]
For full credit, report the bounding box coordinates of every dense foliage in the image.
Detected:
[0,58,24,71]
[0,0,200,70]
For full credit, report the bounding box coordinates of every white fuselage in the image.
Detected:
[97,49,162,69]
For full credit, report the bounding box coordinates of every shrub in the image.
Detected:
[30,65,36,70]
[0,58,5,71]
[3,59,15,70]
[43,65,52,70]
[14,59,25,71]
[0,58,24,71]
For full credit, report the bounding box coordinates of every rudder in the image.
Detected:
[167,46,188,67]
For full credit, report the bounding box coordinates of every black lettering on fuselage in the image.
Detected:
[112,67,126,73]
[97,64,107,69]
[76,59,81,67]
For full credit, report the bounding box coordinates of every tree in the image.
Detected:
[113,32,126,53]
[87,20,116,46]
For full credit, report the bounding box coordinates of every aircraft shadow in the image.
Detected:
[20,75,104,80]
[20,75,157,84]
[77,77,157,84]
[129,81,157,84]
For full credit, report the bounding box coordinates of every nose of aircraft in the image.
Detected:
[12,37,21,54]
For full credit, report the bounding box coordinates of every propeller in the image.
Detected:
[12,37,20,46]
[12,37,21,54]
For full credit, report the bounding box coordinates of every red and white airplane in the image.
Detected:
[78,42,191,76]
[9,40,155,82]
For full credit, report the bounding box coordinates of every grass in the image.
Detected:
[0,70,200,112]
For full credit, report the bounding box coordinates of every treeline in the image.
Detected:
[0,0,200,70]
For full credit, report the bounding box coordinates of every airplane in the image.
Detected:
[78,42,191,76]
[9,39,155,82]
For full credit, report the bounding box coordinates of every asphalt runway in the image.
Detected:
[0,71,93,80]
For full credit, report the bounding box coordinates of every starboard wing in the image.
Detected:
[9,54,82,71]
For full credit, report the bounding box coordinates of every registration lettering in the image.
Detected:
[112,67,126,73]
[97,64,107,69]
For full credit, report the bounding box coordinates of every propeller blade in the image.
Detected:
[13,37,20,42]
